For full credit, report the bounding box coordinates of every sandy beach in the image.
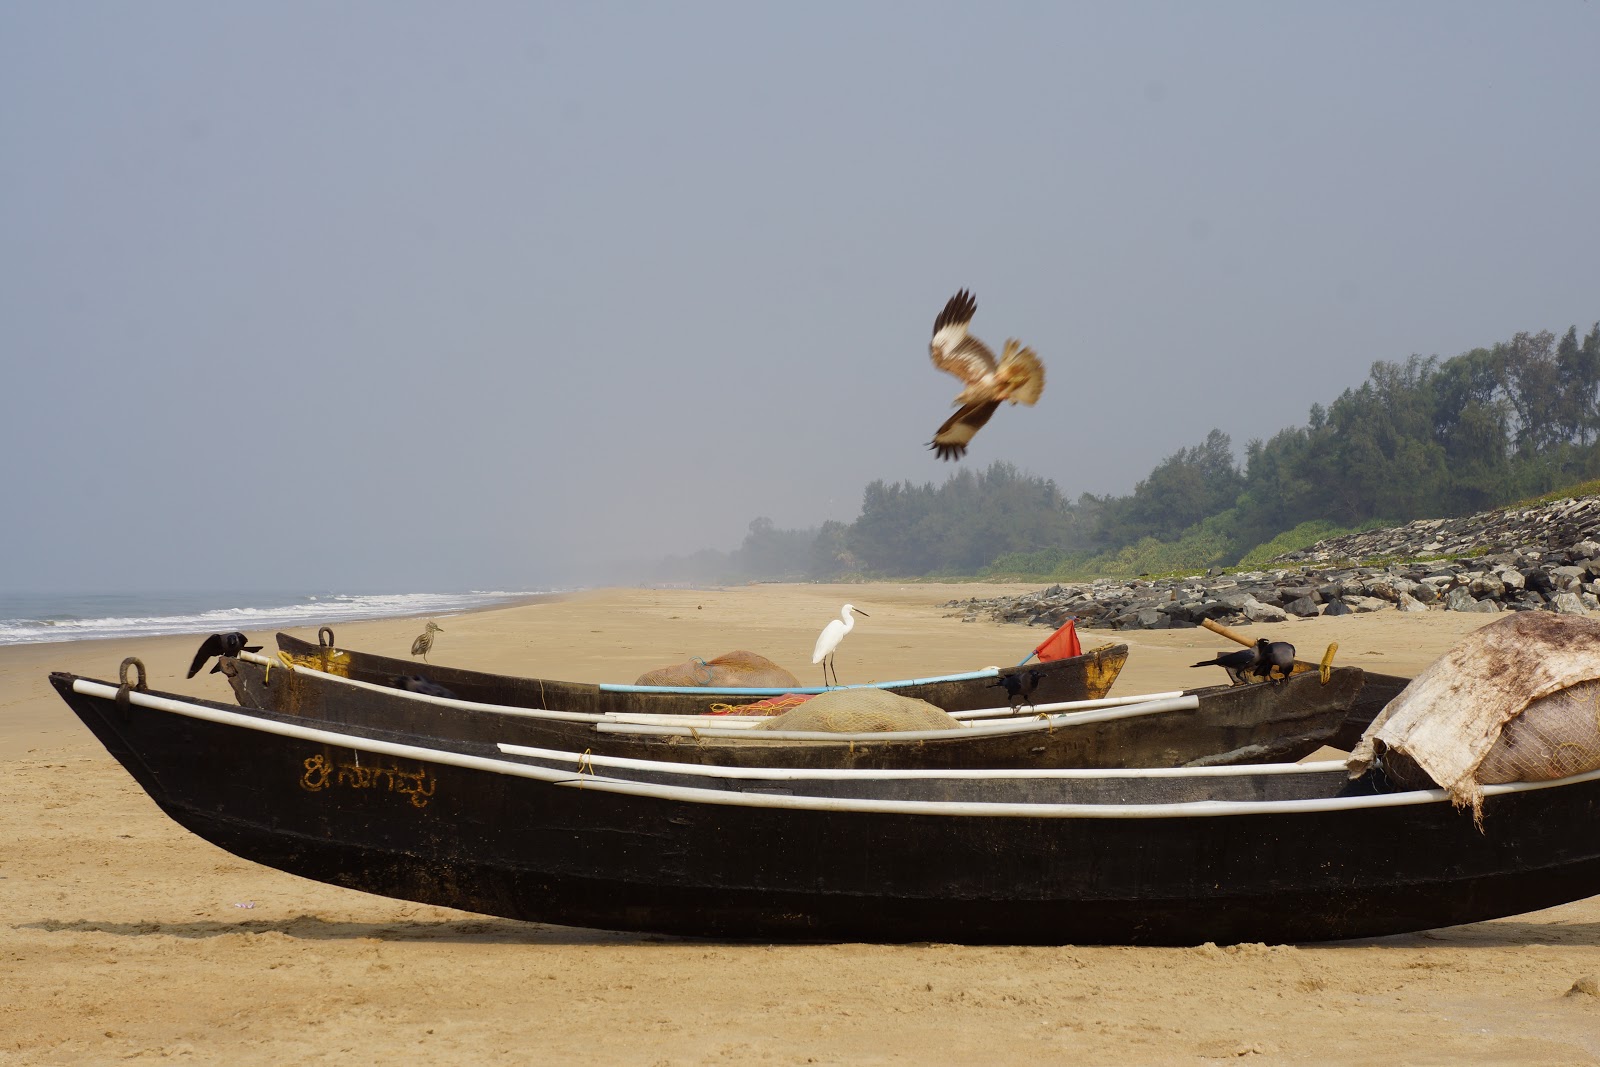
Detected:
[3,583,1598,1065]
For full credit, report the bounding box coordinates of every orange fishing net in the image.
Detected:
[705,693,815,717]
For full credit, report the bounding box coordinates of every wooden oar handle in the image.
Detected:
[1200,618,1255,647]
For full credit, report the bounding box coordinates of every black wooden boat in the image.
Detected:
[272,629,1129,715]
[50,668,1600,945]
[225,649,1370,769]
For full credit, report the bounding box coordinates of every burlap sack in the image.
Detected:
[1349,612,1600,814]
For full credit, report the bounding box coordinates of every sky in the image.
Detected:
[3,2,1598,593]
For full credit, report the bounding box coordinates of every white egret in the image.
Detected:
[812,604,868,686]
[927,289,1046,460]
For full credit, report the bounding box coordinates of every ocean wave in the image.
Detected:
[0,590,547,646]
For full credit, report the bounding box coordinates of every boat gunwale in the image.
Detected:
[67,675,1600,820]
[242,650,1208,739]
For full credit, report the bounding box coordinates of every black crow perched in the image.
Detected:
[991,667,1047,710]
[186,632,261,678]
[1259,640,1298,684]
[1191,638,1270,685]
[394,675,458,700]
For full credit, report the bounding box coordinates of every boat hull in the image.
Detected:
[50,673,1600,945]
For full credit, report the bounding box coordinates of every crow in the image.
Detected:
[394,675,458,700]
[1190,638,1270,685]
[991,667,1047,710]
[187,631,261,678]
[1259,640,1298,684]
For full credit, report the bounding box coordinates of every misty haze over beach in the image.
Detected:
[3,4,1597,596]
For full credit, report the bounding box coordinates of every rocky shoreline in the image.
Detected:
[948,495,1600,631]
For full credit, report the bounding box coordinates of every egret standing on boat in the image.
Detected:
[927,289,1046,460]
[813,604,868,687]
[411,620,443,662]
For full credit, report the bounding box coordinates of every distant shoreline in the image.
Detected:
[0,589,569,648]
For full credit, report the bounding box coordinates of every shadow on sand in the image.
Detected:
[1308,918,1600,951]
[16,914,701,946]
[24,914,1600,950]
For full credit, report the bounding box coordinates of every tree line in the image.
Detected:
[650,321,1600,583]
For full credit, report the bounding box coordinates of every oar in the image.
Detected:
[600,691,1189,729]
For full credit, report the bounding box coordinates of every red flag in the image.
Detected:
[1033,619,1081,662]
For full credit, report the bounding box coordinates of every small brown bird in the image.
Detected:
[411,620,443,661]
[927,289,1046,460]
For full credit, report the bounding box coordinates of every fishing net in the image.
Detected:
[754,687,964,733]
[706,693,814,716]
[1477,677,1600,784]
[635,650,800,688]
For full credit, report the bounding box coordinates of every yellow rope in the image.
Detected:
[1319,642,1339,685]
[576,748,595,776]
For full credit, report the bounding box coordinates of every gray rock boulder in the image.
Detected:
[1243,600,1289,623]
[1284,596,1321,618]
[1552,592,1589,615]
[1468,574,1506,599]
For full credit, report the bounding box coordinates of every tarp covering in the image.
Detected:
[1349,612,1600,814]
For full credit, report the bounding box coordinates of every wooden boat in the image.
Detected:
[1191,617,1411,750]
[50,667,1600,945]
[225,648,1371,769]
[271,628,1129,716]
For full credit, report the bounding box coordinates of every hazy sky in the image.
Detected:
[3,3,1598,593]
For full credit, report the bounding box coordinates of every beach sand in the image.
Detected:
[3,584,1597,1065]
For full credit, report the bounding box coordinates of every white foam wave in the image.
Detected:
[0,591,546,646]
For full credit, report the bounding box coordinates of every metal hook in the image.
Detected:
[318,626,336,648]
[118,657,148,691]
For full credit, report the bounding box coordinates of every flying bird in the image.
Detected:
[411,620,444,662]
[1259,640,1297,684]
[812,604,868,687]
[927,289,1046,460]
[1190,638,1270,686]
[186,631,261,679]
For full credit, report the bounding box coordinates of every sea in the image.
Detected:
[0,590,551,647]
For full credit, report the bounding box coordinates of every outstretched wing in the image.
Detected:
[929,400,1000,461]
[186,633,226,679]
[929,289,996,385]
